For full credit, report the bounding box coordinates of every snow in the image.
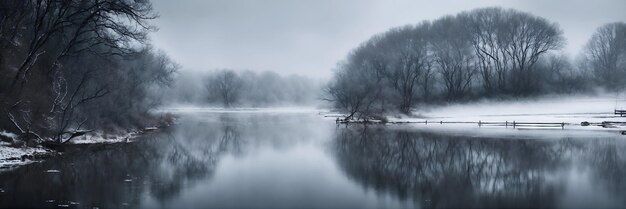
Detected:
[0,145,50,169]
[325,95,626,138]
[1,129,145,170]
[0,131,18,141]
[69,131,138,144]
[46,200,80,207]
[401,95,626,137]
[410,95,626,125]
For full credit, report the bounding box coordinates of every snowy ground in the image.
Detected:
[0,128,155,170]
[411,95,626,124]
[4,97,625,169]
[326,95,626,138]
[68,130,148,144]
[0,142,50,170]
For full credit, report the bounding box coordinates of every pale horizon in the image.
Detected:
[150,0,626,78]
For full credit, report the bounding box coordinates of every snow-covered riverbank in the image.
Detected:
[0,127,161,170]
[0,144,51,170]
[326,95,626,138]
[411,95,626,123]
[0,131,49,169]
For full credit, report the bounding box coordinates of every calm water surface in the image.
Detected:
[0,112,625,208]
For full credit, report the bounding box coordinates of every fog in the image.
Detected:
[164,70,325,108]
[147,0,626,113]
[2,1,626,208]
[149,0,626,78]
[1,0,625,143]
[323,8,626,121]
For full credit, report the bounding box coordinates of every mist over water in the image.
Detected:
[1,112,624,208]
[1,1,625,208]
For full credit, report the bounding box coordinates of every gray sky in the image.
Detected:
[149,0,626,79]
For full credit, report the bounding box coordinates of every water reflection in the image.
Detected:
[0,114,252,208]
[332,126,626,208]
[0,113,625,208]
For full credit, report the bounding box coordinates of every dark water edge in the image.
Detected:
[0,113,625,209]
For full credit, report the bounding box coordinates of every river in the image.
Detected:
[0,111,625,208]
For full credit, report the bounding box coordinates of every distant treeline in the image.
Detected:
[0,0,178,143]
[325,7,626,120]
[168,70,323,107]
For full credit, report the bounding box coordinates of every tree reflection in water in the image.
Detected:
[0,115,624,208]
[0,115,247,209]
[332,126,626,208]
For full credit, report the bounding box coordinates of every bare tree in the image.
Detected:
[583,22,626,90]
[465,8,564,95]
[8,0,156,92]
[504,11,565,95]
[53,72,109,143]
[465,8,510,95]
[430,16,476,101]
[206,70,243,107]
[323,7,574,119]
[325,60,383,121]
[380,25,430,113]
[535,54,587,93]
[0,0,177,144]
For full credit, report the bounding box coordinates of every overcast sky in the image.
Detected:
[149,0,626,79]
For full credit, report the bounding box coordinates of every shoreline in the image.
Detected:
[0,125,168,171]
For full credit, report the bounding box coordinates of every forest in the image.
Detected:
[0,0,321,148]
[0,0,178,145]
[325,7,626,120]
[167,70,322,108]
[1,3,625,145]
[1,1,626,208]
